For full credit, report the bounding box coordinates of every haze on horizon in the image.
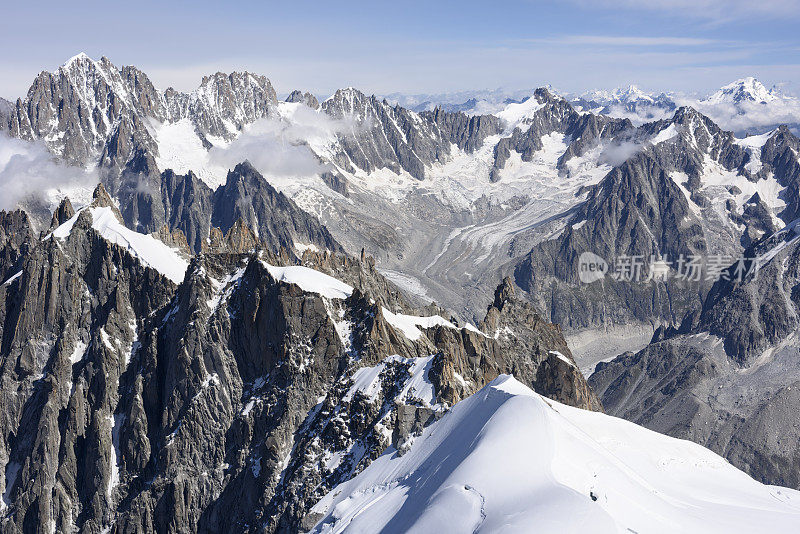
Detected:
[1,0,800,99]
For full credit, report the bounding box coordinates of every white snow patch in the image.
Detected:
[1,270,22,286]
[107,414,121,500]
[99,328,115,351]
[377,269,432,304]
[242,399,257,416]
[549,350,576,368]
[201,373,220,389]
[89,207,189,284]
[734,130,774,174]
[50,206,189,283]
[206,265,247,312]
[261,262,353,300]
[496,96,546,130]
[49,209,82,239]
[651,123,679,145]
[151,118,227,187]
[1,461,21,511]
[380,308,457,341]
[699,156,785,223]
[735,130,774,150]
[69,340,87,365]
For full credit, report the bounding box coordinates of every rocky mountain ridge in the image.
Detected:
[0,183,597,532]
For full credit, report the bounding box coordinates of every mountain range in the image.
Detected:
[3,53,800,532]
[384,77,800,137]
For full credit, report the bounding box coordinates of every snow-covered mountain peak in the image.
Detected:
[311,375,800,533]
[704,77,778,105]
[322,87,372,114]
[495,87,562,129]
[613,84,653,103]
[58,52,118,81]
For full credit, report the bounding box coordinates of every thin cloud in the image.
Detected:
[569,0,800,20]
[554,35,717,47]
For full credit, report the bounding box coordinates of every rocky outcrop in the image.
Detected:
[420,107,503,153]
[0,98,12,128]
[479,278,601,410]
[48,198,75,231]
[211,161,344,255]
[158,169,216,252]
[285,90,320,110]
[426,277,600,410]
[0,210,34,283]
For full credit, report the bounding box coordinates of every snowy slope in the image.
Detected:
[311,376,800,534]
[51,207,189,284]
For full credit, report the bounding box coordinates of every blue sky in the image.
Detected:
[2,0,799,99]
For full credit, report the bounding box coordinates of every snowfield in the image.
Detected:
[311,376,800,534]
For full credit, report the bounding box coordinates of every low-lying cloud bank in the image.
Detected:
[208,104,350,179]
[0,133,98,212]
[692,99,800,135]
[595,96,800,136]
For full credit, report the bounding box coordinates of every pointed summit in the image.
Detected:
[613,84,654,103]
[63,51,92,67]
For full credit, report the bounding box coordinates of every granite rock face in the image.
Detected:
[0,210,34,284]
[163,71,277,141]
[0,98,12,128]
[321,88,503,180]
[124,162,342,256]
[211,162,343,256]
[5,54,277,169]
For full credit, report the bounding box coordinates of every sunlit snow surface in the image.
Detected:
[311,376,800,534]
[50,207,189,284]
[261,262,354,300]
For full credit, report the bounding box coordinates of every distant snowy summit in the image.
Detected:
[703,77,780,105]
[382,88,536,115]
[568,78,797,133]
[569,84,677,121]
